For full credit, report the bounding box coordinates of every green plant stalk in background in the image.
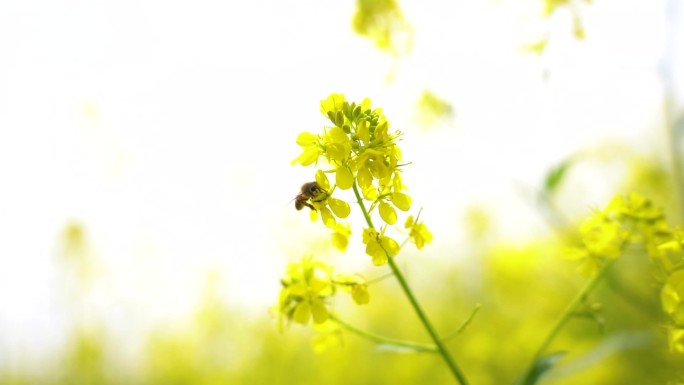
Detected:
[352,181,470,385]
[517,261,614,385]
[331,315,437,353]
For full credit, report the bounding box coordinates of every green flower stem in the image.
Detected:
[331,315,437,353]
[386,257,470,384]
[518,261,614,383]
[666,97,684,221]
[441,304,481,342]
[366,272,394,285]
[352,181,470,385]
[662,12,684,220]
[353,181,374,229]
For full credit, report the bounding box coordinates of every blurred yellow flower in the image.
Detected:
[335,273,370,305]
[331,222,352,252]
[662,270,684,326]
[362,228,399,265]
[405,215,433,250]
[278,257,335,329]
[668,327,684,354]
[292,132,322,166]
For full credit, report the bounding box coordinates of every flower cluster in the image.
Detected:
[277,93,433,331]
[570,192,684,353]
[304,170,351,228]
[277,257,369,330]
[567,193,669,277]
[292,93,431,265]
[405,214,433,250]
[659,230,684,353]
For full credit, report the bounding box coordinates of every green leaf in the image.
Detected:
[343,101,352,120]
[543,159,573,194]
[353,105,362,120]
[515,352,565,385]
[335,110,345,127]
[327,111,336,125]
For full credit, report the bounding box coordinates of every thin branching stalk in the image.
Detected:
[662,0,684,220]
[331,315,437,353]
[518,261,614,384]
[352,181,470,385]
[442,304,481,342]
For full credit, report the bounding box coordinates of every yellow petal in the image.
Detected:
[336,167,354,190]
[662,270,684,316]
[392,172,404,192]
[416,223,433,249]
[404,215,414,228]
[669,328,684,353]
[310,300,329,324]
[320,207,337,229]
[315,169,330,190]
[360,97,372,112]
[296,132,318,146]
[565,247,589,261]
[357,166,373,190]
[291,147,320,166]
[329,198,350,218]
[391,192,412,211]
[362,184,378,201]
[379,201,397,225]
[366,240,387,266]
[327,143,350,163]
[331,232,349,252]
[293,301,311,324]
[288,281,308,297]
[320,93,345,115]
[351,284,370,305]
[380,236,400,257]
[309,269,332,294]
[327,127,348,143]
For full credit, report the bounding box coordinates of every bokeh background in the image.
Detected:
[1,0,684,384]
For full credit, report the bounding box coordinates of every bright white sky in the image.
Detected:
[0,0,681,364]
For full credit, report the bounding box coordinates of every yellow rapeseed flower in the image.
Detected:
[362,228,399,265]
[335,273,370,305]
[278,257,335,329]
[662,270,684,326]
[292,132,322,166]
[405,215,433,250]
[307,170,351,229]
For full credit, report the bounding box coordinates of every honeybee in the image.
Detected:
[294,181,327,211]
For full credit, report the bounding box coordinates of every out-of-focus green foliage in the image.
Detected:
[5,184,684,384]
[59,222,97,283]
[523,0,592,54]
[543,158,575,196]
[60,329,108,385]
[352,0,413,55]
[2,0,683,383]
[416,90,454,129]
